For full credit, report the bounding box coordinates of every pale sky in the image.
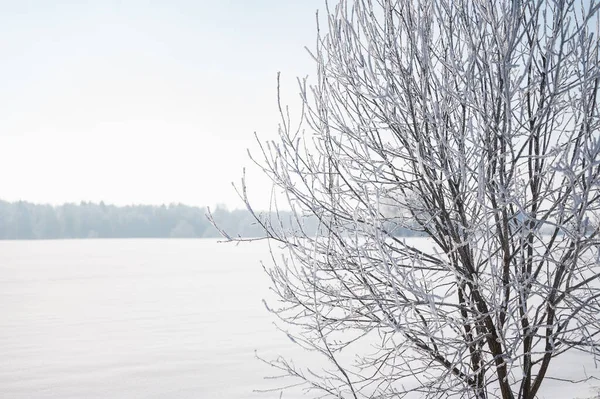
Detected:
[0,0,323,210]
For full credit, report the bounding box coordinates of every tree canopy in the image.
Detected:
[222,0,600,398]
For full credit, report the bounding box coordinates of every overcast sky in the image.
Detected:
[0,0,324,209]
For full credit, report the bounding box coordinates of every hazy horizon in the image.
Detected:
[0,0,324,210]
[0,196,257,211]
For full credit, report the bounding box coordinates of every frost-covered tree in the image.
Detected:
[213,1,600,398]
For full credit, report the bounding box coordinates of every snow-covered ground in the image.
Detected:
[0,239,597,398]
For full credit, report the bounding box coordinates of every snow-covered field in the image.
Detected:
[0,239,597,398]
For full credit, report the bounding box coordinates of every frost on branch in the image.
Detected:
[217,1,600,398]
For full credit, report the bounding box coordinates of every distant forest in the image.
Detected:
[0,200,269,239]
[0,200,423,240]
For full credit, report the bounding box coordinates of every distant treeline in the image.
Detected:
[0,200,423,240]
[0,200,268,239]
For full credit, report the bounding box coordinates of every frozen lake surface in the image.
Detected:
[0,239,303,399]
[0,239,598,398]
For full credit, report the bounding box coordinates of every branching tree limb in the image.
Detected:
[212,1,600,398]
